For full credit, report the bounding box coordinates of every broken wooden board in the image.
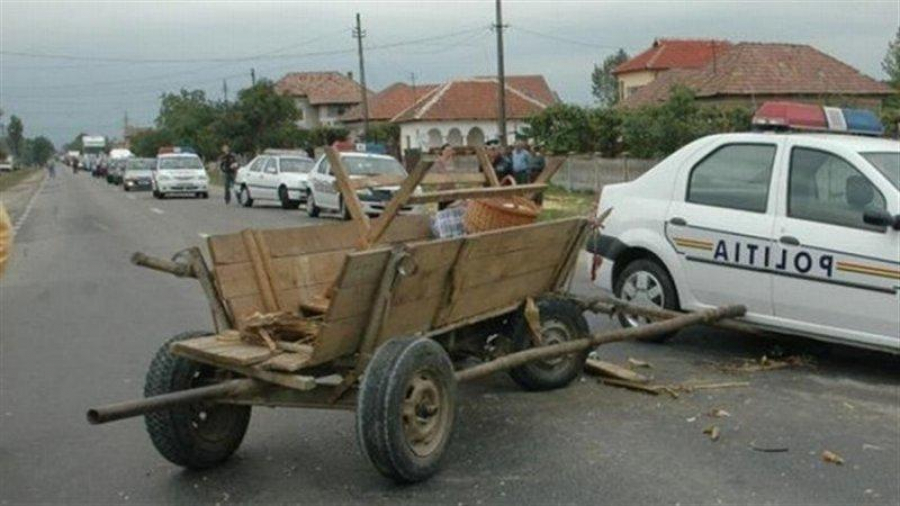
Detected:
[585,359,650,383]
[170,335,276,366]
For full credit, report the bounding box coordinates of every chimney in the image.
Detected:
[347,71,354,81]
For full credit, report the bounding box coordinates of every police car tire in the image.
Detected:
[238,185,253,208]
[279,186,300,210]
[508,298,590,391]
[613,259,680,342]
[144,331,251,470]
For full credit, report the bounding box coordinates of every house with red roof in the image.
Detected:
[274,71,371,129]
[616,40,894,109]
[614,39,732,102]
[340,82,439,133]
[390,75,557,150]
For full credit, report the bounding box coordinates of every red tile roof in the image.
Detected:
[274,71,371,105]
[476,74,559,104]
[341,82,439,122]
[620,43,895,107]
[391,78,552,123]
[614,38,732,75]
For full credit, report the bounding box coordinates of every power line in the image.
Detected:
[511,25,633,51]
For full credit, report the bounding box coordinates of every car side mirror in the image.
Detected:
[863,209,900,230]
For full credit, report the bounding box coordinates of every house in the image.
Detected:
[391,75,557,150]
[616,41,895,109]
[340,82,439,134]
[274,71,371,129]
[614,38,732,101]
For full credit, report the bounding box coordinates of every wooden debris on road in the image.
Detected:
[721,355,810,373]
[585,359,650,383]
[707,408,731,418]
[822,450,845,465]
[598,378,749,399]
[703,425,721,441]
[600,378,660,395]
[627,357,652,369]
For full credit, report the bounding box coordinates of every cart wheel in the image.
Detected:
[144,331,251,470]
[508,298,590,391]
[357,337,457,483]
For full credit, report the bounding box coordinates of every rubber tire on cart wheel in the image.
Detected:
[144,331,251,470]
[279,186,300,209]
[508,298,590,391]
[306,190,320,217]
[357,337,457,483]
[613,259,680,343]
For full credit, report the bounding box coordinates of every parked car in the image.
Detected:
[235,150,315,209]
[122,158,156,192]
[152,153,209,199]
[588,128,900,354]
[306,152,420,219]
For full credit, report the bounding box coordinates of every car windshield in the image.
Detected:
[344,156,406,176]
[861,152,900,189]
[125,159,155,172]
[280,157,314,173]
[158,156,203,170]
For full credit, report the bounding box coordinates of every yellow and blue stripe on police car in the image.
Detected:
[665,224,900,294]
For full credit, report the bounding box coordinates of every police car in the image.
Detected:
[588,102,900,353]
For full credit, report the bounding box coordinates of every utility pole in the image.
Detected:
[494,0,508,147]
[251,68,256,86]
[353,13,370,140]
[223,79,229,106]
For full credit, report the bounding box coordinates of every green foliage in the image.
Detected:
[591,49,629,107]
[526,85,752,158]
[221,80,301,153]
[21,136,55,166]
[881,108,900,138]
[308,125,350,147]
[524,103,594,155]
[130,128,174,157]
[156,89,222,158]
[364,122,399,145]
[883,27,900,89]
[7,115,24,157]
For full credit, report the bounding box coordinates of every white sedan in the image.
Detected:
[589,131,900,353]
[235,152,315,209]
[306,152,419,219]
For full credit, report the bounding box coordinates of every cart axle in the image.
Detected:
[86,378,258,425]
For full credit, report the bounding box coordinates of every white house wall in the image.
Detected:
[398,120,527,150]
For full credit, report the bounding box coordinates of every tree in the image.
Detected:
[524,104,593,154]
[156,89,222,159]
[882,27,900,89]
[130,128,173,157]
[225,80,300,154]
[24,136,55,166]
[64,132,87,153]
[7,115,24,158]
[591,49,629,107]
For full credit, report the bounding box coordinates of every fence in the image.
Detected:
[550,155,658,192]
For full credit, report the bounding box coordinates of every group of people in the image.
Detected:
[432,140,546,185]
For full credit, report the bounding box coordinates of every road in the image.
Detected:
[1,166,898,505]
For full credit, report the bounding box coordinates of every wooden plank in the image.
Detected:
[252,230,283,310]
[406,183,547,205]
[475,146,501,186]
[208,233,249,265]
[534,156,566,185]
[187,247,233,332]
[216,263,260,299]
[439,265,559,325]
[268,252,347,291]
[226,293,266,329]
[307,316,367,366]
[258,350,314,373]
[453,241,571,291]
[461,218,581,259]
[325,147,371,247]
[339,248,391,287]
[170,335,275,366]
[367,160,430,245]
[241,229,278,313]
[348,172,487,190]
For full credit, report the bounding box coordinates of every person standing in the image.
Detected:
[511,140,532,185]
[219,144,238,205]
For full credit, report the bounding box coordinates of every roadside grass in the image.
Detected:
[539,185,597,221]
[0,168,43,193]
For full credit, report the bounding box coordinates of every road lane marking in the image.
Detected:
[150,207,164,215]
[12,174,48,233]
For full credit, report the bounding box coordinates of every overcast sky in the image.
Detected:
[1,0,898,146]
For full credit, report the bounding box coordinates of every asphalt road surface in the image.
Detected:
[1,167,898,505]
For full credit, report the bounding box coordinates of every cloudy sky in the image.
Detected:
[1,0,897,146]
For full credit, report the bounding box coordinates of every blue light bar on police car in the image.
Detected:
[753,101,884,136]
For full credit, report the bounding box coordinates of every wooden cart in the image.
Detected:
[87,148,744,483]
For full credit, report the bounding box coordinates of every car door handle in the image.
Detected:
[669,217,687,226]
[779,235,800,246]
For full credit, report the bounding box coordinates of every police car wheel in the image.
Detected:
[613,259,680,342]
[306,190,320,217]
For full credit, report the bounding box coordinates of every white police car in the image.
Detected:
[589,103,900,353]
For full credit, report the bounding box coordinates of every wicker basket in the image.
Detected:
[464,196,540,233]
